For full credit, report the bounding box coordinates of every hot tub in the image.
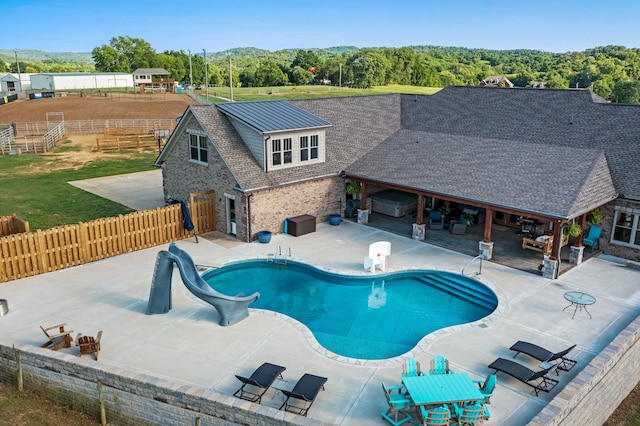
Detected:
[371,190,418,218]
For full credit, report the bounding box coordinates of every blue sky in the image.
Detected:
[6,0,640,54]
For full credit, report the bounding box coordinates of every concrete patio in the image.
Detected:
[1,220,639,425]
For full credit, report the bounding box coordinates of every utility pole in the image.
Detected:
[14,49,22,92]
[188,49,193,88]
[203,49,208,103]
[339,63,342,88]
[227,52,233,102]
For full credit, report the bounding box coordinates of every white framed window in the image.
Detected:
[268,131,324,170]
[272,139,282,165]
[283,137,292,164]
[611,209,640,248]
[189,133,208,164]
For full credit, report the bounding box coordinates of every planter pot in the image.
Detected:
[257,230,272,244]
[0,299,8,316]
[329,214,342,225]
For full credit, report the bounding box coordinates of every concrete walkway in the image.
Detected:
[1,221,639,425]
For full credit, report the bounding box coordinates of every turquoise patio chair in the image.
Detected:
[420,404,451,425]
[402,357,425,377]
[452,401,486,425]
[583,226,602,252]
[429,210,444,230]
[381,382,412,425]
[472,374,496,404]
[429,354,453,375]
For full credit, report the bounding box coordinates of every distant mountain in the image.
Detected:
[0,49,93,63]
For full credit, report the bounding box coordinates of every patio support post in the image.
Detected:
[358,182,369,224]
[416,194,425,225]
[483,209,494,242]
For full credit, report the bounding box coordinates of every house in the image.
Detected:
[155,86,640,274]
[30,72,134,91]
[0,73,33,92]
[479,76,515,87]
[132,68,176,93]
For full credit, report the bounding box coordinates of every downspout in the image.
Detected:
[246,193,253,243]
[264,135,270,173]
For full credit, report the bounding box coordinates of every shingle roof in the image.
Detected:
[132,68,170,75]
[158,87,638,219]
[216,100,331,133]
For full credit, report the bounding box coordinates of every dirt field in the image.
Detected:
[0,93,198,123]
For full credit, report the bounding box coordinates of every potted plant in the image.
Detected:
[563,222,582,238]
[346,181,361,199]
[586,208,602,225]
[257,230,272,243]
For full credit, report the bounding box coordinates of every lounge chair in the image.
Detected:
[233,362,286,403]
[40,323,74,351]
[402,357,425,377]
[429,354,453,375]
[419,404,451,425]
[381,382,412,425]
[510,341,577,372]
[473,374,496,404]
[279,373,327,416]
[76,331,102,360]
[488,358,558,396]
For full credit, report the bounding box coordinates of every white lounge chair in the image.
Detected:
[364,241,391,273]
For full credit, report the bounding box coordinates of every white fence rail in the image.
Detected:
[11,119,177,136]
[43,122,66,151]
[0,127,16,155]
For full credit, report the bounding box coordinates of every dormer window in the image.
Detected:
[272,138,292,166]
[300,135,319,161]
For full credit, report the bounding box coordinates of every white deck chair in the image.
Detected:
[364,241,391,273]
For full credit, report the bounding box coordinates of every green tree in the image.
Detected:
[348,50,389,88]
[254,60,288,86]
[92,36,156,72]
[613,80,640,103]
[291,66,313,85]
[291,49,319,71]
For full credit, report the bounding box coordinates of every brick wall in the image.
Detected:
[598,199,640,262]
[0,343,327,426]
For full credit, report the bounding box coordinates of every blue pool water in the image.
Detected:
[202,260,497,360]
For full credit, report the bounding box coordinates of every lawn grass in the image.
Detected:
[199,84,440,102]
[0,144,158,230]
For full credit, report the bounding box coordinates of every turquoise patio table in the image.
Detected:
[402,373,484,407]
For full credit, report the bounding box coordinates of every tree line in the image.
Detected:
[4,37,640,103]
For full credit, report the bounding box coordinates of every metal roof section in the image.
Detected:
[216,100,332,133]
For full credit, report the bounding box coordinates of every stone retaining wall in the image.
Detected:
[0,343,328,426]
[529,315,640,425]
[2,314,640,426]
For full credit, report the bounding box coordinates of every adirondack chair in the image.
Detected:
[76,331,102,360]
[402,358,425,377]
[40,323,73,351]
[429,355,453,375]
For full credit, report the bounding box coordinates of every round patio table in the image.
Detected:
[563,291,596,319]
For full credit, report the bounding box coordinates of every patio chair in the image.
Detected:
[364,241,391,273]
[76,331,102,360]
[449,217,467,235]
[488,357,558,396]
[233,362,286,404]
[429,210,444,230]
[452,401,489,424]
[583,225,602,252]
[419,404,451,425]
[279,373,327,417]
[429,354,453,375]
[510,340,577,373]
[381,382,412,425]
[472,374,496,404]
[402,357,425,377]
[40,323,74,351]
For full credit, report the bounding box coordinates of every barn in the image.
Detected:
[29,72,134,91]
[0,73,33,92]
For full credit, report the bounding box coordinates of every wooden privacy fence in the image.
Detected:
[0,196,216,283]
[0,214,30,237]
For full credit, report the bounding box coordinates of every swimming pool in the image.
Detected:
[202,260,497,359]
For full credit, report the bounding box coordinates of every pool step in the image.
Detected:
[417,272,497,311]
